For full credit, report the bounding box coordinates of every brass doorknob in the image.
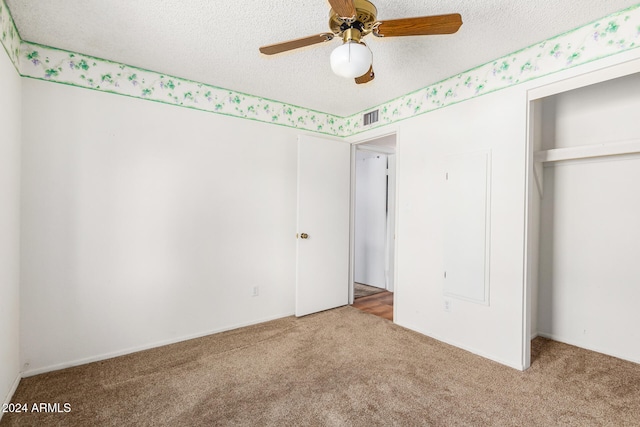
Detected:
[300,233,309,239]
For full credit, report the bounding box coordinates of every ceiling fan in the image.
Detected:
[259,0,462,84]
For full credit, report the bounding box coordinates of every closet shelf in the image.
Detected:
[535,139,640,163]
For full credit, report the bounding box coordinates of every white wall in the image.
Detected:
[20,79,299,374]
[354,150,387,288]
[13,30,640,378]
[540,73,640,150]
[537,73,640,363]
[345,51,640,371]
[395,87,528,369]
[0,48,22,405]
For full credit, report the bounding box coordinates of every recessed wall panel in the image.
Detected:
[443,150,492,304]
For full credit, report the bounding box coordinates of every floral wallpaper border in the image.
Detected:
[0,0,20,69]
[18,41,344,136]
[345,3,640,136]
[2,0,640,137]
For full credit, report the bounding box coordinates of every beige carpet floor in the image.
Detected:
[3,306,640,426]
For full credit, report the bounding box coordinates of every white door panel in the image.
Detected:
[296,135,351,317]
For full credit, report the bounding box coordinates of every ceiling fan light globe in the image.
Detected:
[330,42,372,79]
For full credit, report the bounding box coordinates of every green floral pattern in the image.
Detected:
[18,41,343,136]
[0,0,20,66]
[2,0,640,137]
[343,4,640,136]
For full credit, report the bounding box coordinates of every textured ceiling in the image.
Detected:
[6,0,640,116]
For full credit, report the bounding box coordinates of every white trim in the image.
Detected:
[391,127,402,323]
[355,144,396,155]
[537,332,640,365]
[521,100,534,370]
[0,373,22,421]
[528,56,640,101]
[535,138,640,163]
[397,320,525,371]
[385,153,397,292]
[21,312,294,377]
[344,125,400,144]
[348,144,357,305]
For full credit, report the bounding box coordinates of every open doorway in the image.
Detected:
[351,134,396,321]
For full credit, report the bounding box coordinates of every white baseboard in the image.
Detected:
[22,311,294,377]
[537,332,640,364]
[0,373,22,422]
[395,320,526,371]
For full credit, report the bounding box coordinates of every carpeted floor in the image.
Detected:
[354,282,385,298]
[3,306,640,426]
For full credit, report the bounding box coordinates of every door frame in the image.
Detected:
[348,131,399,310]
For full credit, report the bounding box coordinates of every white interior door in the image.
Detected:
[296,135,351,317]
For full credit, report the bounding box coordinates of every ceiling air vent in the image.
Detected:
[363,110,379,126]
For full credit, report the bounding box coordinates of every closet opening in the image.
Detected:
[525,69,640,369]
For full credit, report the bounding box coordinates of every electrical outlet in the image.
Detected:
[444,299,452,312]
[252,286,259,297]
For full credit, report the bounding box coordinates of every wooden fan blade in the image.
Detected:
[328,0,357,19]
[374,13,462,37]
[259,33,334,55]
[355,65,374,84]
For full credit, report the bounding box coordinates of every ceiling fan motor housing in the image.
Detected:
[329,0,378,39]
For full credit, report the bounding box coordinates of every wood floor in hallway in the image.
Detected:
[352,291,393,321]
